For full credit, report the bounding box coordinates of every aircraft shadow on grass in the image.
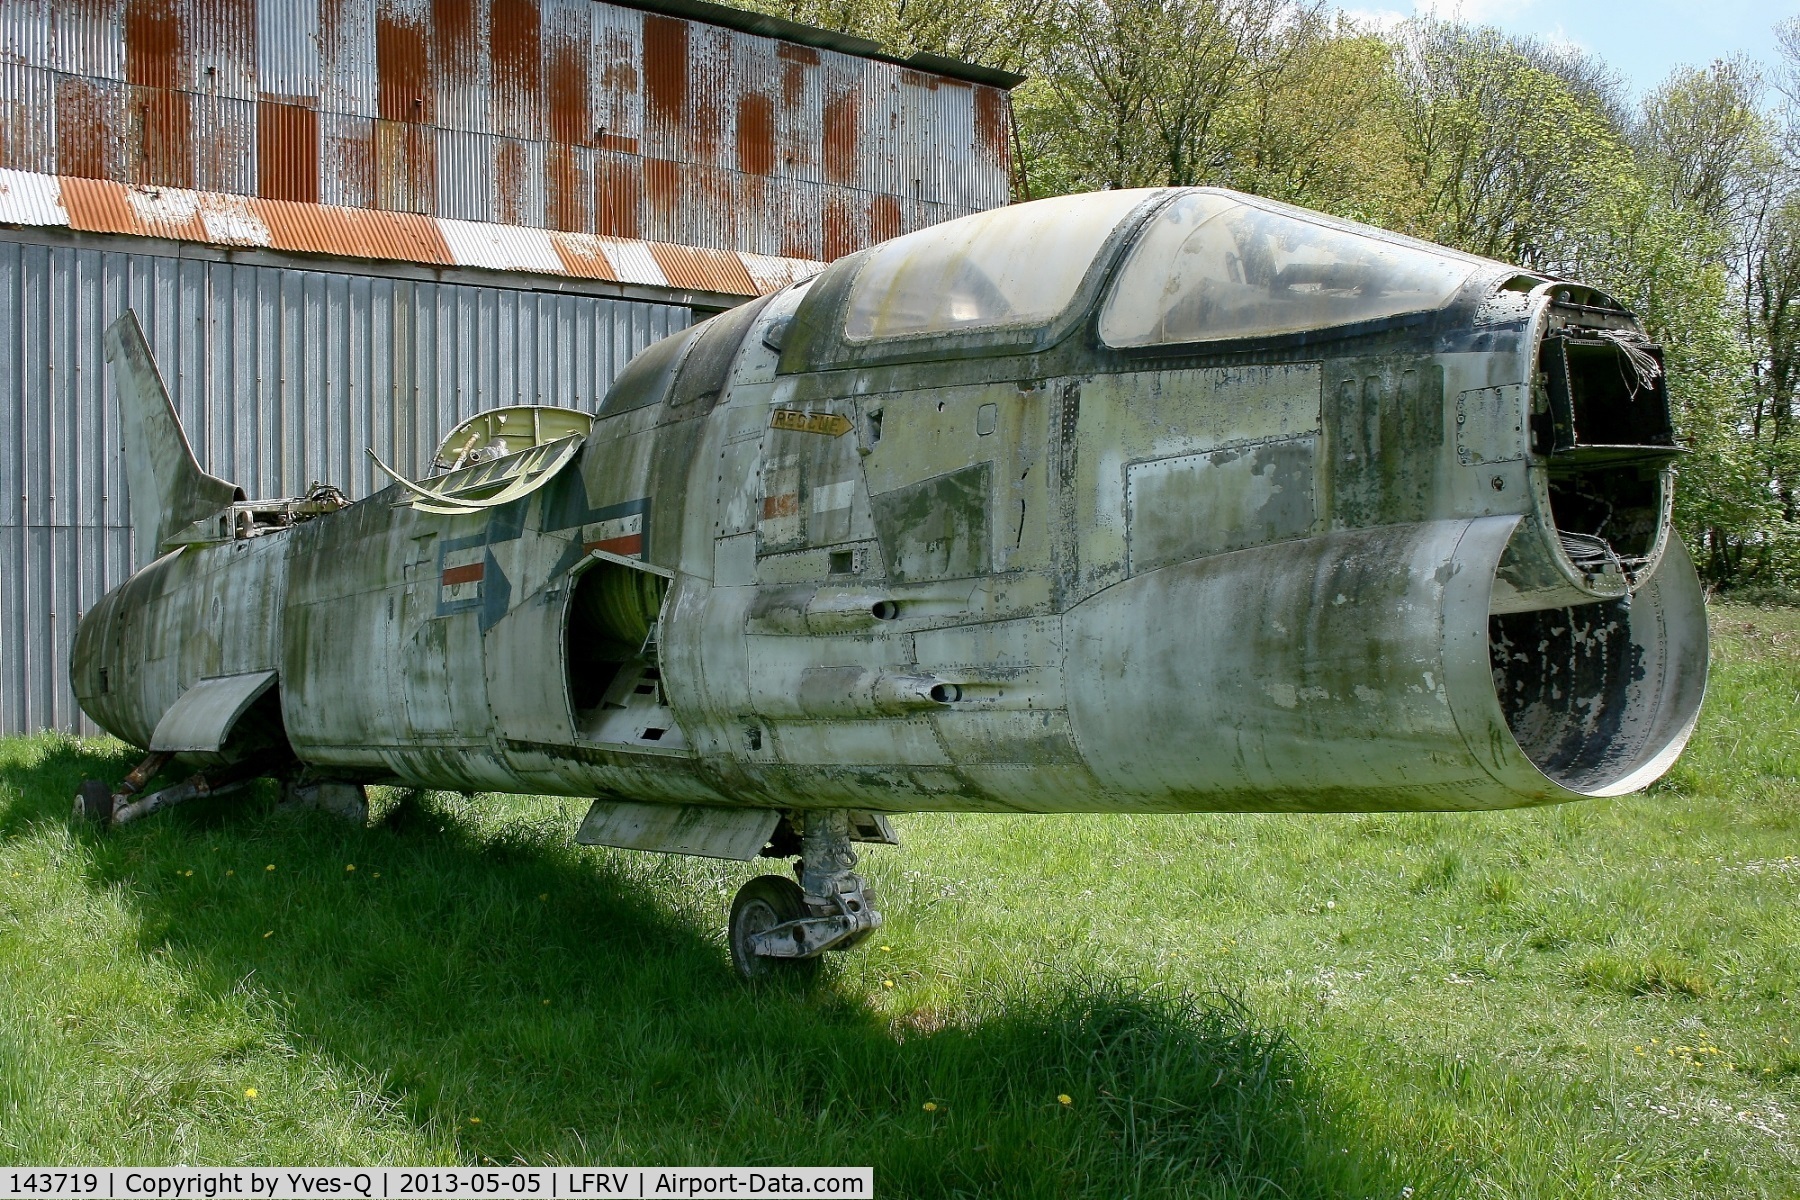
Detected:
[3,740,1421,1199]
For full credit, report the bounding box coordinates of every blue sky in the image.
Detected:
[1333,0,1800,97]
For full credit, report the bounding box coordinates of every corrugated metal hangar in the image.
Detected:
[0,0,1021,733]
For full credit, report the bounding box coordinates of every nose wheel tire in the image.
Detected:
[729,875,821,983]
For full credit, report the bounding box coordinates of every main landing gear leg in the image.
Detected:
[728,810,883,982]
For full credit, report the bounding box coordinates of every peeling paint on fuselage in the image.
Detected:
[70,189,1710,815]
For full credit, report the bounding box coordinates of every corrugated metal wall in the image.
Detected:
[0,229,691,734]
[0,0,1014,261]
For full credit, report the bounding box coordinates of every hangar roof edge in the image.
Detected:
[0,170,826,300]
[616,0,1028,89]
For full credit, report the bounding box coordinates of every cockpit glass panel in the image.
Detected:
[1100,191,1480,347]
[844,189,1159,341]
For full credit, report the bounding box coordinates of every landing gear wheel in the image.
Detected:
[729,874,820,983]
[73,779,113,825]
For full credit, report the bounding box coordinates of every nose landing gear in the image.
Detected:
[728,810,884,982]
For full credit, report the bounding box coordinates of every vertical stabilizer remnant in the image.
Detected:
[103,310,241,561]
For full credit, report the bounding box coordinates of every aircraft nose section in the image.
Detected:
[1063,516,1707,811]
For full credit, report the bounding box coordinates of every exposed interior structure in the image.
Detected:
[1488,289,1702,796]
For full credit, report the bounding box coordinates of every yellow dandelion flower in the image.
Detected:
[1058,1095,1072,1106]
[263,931,273,938]
[345,864,355,872]
[883,979,895,988]
[226,870,235,876]
[372,873,380,879]
[184,870,193,877]
[880,945,891,952]
[265,864,275,872]
[469,1117,481,1124]
[244,1088,257,1099]
[1634,1046,1645,1055]
[539,893,549,901]
[542,999,551,1005]
[922,1102,937,1112]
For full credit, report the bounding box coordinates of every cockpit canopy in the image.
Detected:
[780,186,1501,371]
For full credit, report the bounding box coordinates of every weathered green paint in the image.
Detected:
[71,188,1708,822]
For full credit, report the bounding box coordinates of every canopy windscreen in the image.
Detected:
[844,190,1157,341]
[1100,191,1479,347]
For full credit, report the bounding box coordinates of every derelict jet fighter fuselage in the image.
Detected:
[69,187,1708,978]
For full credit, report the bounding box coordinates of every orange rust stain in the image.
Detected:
[870,194,900,244]
[377,5,430,123]
[671,245,757,296]
[780,59,805,109]
[131,86,192,188]
[491,0,542,137]
[736,93,774,175]
[548,233,619,280]
[775,43,819,66]
[494,138,526,226]
[642,15,687,138]
[257,100,320,203]
[974,86,1010,166]
[761,493,799,520]
[58,177,136,233]
[643,156,678,225]
[596,156,640,239]
[822,87,859,186]
[124,0,180,90]
[545,142,589,232]
[598,132,638,153]
[254,196,455,263]
[431,0,477,101]
[545,13,590,145]
[56,76,112,179]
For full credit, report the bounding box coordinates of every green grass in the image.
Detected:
[1,604,1797,1197]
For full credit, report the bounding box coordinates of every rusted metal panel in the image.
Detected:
[590,0,642,151]
[257,97,320,203]
[488,131,544,227]
[189,89,255,194]
[646,239,753,295]
[542,137,587,231]
[54,70,124,178]
[375,0,431,123]
[318,107,374,206]
[47,0,123,79]
[542,0,585,142]
[0,62,56,172]
[0,0,1016,258]
[488,0,541,139]
[0,0,50,67]
[374,114,434,212]
[545,229,617,279]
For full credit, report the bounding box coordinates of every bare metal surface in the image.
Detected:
[148,670,277,754]
[575,798,779,859]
